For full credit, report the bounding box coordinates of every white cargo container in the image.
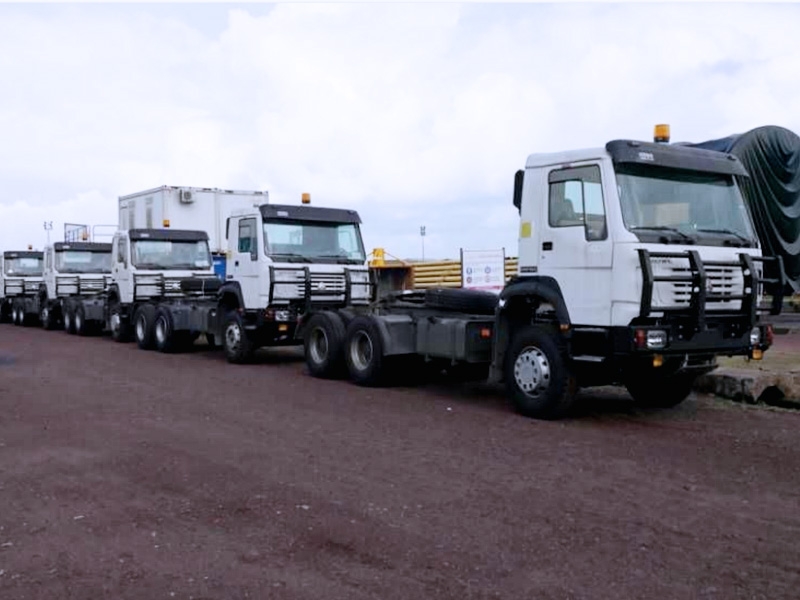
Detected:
[118,186,269,254]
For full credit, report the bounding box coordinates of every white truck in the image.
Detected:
[107,186,372,360]
[300,126,784,419]
[37,241,113,334]
[0,250,44,326]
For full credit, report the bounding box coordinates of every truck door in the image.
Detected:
[538,163,613,326]
[113,235,132,302]
[231,217,260,309]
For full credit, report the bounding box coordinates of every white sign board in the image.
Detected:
[461,248,506,293]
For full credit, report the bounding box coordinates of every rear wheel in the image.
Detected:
[12,302,24,327]
[304,311,347,378]
[504,325,577,420]
[344,316,388,386]
[223,311,254,364]
[63,302,75,334]
[74,304,89,336]
[153,306,180,353]
[134,304,157,350]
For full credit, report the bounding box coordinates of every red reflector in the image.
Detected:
[634,329,646,348]
[480,328,491,339]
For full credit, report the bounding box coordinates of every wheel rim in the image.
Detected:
[155,317,167,345]
[350,330,373,372]
[75,311,82,331]
[41,306,49,324]
[64,312,71,331]
[225,322,241,353]
[110,311,120,335]
[309,327,329,364]
[136,314,146,341]
[513,346,551,398]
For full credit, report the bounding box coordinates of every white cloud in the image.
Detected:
[0,3,799,257]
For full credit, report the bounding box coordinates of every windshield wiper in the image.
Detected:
[314,254,362,263]
[695,228,753,247]
[629,226,696,244]
[269,253,312,263]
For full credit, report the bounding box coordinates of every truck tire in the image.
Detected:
[134,304,157,350]
[40,301,57,330]
[153,306,180,353]
[304,311,347,379]
[424,288,498,315]
[63,301,76,334]
[12,301,24,327]
[344,315,388,386]
[625,372,696,409]
[223,311,254,364]
[108,299,131,343]
[74,304,89,337]
[504,325,577,420]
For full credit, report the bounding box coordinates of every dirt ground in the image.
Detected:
[1,324,799,600]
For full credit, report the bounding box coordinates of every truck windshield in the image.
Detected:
[4,257,43,276]
[263,220,367,263]
[615,165,757,247]
[55,251,112,273]
[130,240,212,270]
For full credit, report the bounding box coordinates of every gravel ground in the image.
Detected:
[1,324,799,599]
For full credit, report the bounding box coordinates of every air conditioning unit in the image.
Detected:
[180,190,194,203]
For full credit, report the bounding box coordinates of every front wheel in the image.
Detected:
[40,301,57,330]
[108,300,131,343]
[223,311,254,364]
[504,325,577,420]
[625,371,696,409]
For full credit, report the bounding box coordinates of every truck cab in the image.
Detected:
[107,228,219,343]
[219,203,371,362]
[0,250,44,326]
[497,129,782,416]
[38,241,112,330]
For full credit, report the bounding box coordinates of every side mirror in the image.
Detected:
[513,170,524,213]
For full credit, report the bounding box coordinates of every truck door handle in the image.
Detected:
[542,242,553,251]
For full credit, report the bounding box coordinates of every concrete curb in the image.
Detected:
[694,367,800,409]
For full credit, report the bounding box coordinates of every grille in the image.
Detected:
[3,278,24,296]
[652,262,745,311]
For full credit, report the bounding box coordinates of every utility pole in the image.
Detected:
[420,225,426,261]
[43,221,53,245]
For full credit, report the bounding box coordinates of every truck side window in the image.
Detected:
[238,219,258,258]
[117,238,128,268]
[548,165,607,241]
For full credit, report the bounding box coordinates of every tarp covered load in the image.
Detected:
[689,125,800,294]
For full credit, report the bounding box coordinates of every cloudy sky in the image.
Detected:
[1,1,799,260]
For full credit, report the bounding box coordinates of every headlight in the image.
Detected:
[634,328,668,350]
[749,326,761,345]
